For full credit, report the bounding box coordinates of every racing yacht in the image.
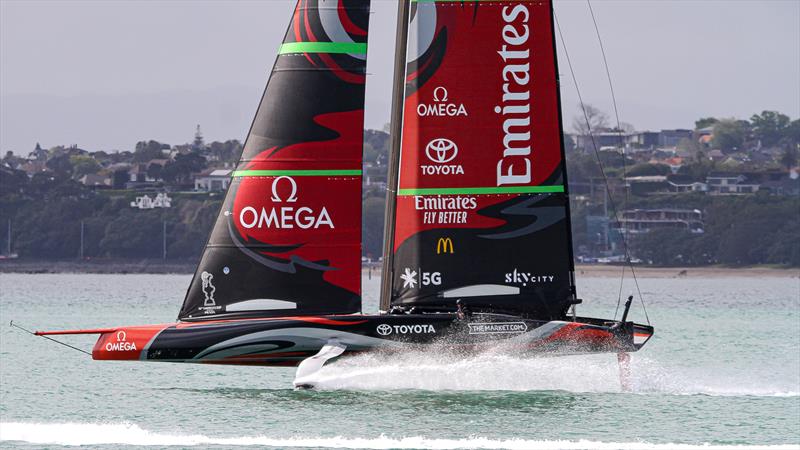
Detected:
[37,0,653,388]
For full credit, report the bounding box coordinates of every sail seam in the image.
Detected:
[279,42,367,55]
[397,186,565,195]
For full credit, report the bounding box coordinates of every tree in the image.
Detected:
[112,169,129,189]
[70,155,101,179]
[626,163,670,177]
[0,166,28,194]
[162,153,206,184]
[616,121,636,133]
[2,151,24,169]
[712,119,746,153]
[208,140,242,163]
[750,110,791,148]
[192,125,205,151]
[571,104,609,136]
[133,140,169,162]
[780,147,798,170]
[782,119,800,149]
[362,195,385,259]
[45,153,73,176]
[633,229,714,266]
[562,133,576,153]
[678,137,703,154]
[694,117,718,130]
[147,162,163,181]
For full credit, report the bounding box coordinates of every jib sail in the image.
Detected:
[384,0,577,320]
[179,0,371,321]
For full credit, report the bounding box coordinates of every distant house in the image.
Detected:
[663,174,708,193]
[194,169,232,192]
[698,135,713,147]
[128,164,147,183]
[760,175,800,196]
[617,208,704,234]
[79,174,111,188]
[707,149,725,161]
[625,176,668,196]
[668,180,708,193]
[696,126,714,137]
[20,160,47,177]
[662,156,683,174]
[574,131,625,152]
[658,129,693,148]
[626,131,660,150]
[706,173,760,195]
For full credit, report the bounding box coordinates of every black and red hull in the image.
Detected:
[39,314,653,367]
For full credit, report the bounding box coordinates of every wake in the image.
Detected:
[303,350,799,397]
[0,422,795,449]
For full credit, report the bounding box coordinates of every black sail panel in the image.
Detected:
[179,0,371,321]
[386,0,576,320]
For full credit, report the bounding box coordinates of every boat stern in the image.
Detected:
[632,322,654,350]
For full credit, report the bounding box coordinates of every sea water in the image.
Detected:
[0,273,798,449]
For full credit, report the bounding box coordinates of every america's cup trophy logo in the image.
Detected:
[201,271,216,306]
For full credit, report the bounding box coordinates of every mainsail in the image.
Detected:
[383,0,577,320]
[179,0,371,320]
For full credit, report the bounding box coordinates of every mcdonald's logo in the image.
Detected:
[436,237,454,254]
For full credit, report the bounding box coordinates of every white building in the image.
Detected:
[194,169,232,192]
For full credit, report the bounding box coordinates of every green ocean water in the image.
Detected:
[0,273,798,449]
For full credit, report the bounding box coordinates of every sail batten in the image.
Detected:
[178,0,371,321]
[383,0,576,320]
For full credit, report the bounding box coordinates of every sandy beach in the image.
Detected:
[572,264,799,278]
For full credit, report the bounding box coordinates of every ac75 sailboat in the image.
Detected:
[38,0,653,388]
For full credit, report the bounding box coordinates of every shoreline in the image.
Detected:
[0,260,797,278]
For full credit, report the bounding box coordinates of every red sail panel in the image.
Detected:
[179,0,370,321]
[389,0,575,319]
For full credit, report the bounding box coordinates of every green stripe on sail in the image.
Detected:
[397,185,565,196]
[279,42,367,55]
[232,169,362,177]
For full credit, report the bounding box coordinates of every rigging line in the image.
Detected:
[614,265,625,321]
[9,321,92,356]
[587,0,629,320]
[586,0,629,308]
[586,0,649,324]
[553,11,650,325]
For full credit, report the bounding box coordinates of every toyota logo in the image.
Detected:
[425,138,458,164]
[376,324,393,336]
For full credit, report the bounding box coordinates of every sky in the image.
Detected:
[1,0,798,155]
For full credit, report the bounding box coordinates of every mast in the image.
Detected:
[549,1,579,304]
[379,0,411,313]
